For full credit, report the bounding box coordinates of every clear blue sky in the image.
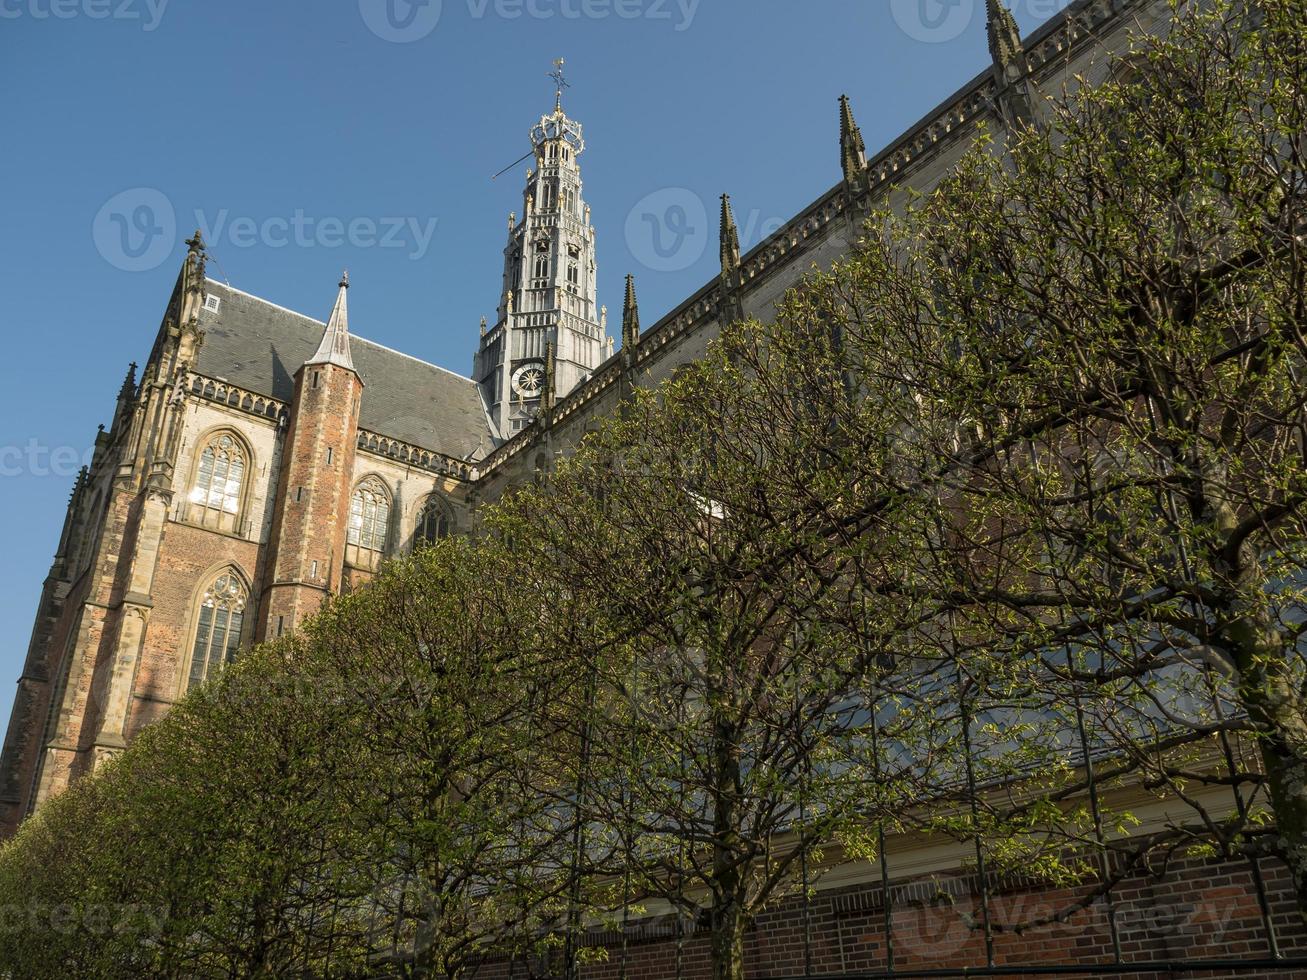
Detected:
[0,0,1070,736]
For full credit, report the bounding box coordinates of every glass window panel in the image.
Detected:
[186,572,247,692]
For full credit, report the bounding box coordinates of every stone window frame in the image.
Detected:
[414,494,453,551]
[184,427,255,536]
[178,563,251,698]
[346,475,392,571]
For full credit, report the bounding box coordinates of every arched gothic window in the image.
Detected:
[415,497,451,548]
[348,478,391,566]
[186,570,247,692]
[189,432,247,532]
[534,254,550,280]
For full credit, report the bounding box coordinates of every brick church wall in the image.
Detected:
[478,855,1307,980]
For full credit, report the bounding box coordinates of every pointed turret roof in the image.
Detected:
[305,271,356,372]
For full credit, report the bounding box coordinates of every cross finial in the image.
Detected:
[549,57,570,111]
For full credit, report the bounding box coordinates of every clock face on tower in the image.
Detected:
[512,362,547,399]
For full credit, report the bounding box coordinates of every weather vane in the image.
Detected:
[548,58,570,108]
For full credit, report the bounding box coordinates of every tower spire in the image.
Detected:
[839,95,867,183]
[720,194,741,276]
[306,271,355,372]
[622,274,640,351]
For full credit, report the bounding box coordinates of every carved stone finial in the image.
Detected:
[480,316,488,336]
[987,0,1026,78]
[720,194,741,276]
[622,274,641,351]
[839,95,867,183]
[119,362,138,399]
[183,228,207,291]
[986,0,1034,127]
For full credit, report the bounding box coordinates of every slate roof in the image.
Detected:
[195,280,493,460]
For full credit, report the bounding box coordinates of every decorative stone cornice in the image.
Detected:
[356,431,478,482]
[184,372,289,424]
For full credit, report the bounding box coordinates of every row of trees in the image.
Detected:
[1,2,1304,977]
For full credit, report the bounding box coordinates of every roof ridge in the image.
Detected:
[206,277,477,386]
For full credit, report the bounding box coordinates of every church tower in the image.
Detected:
[474,61,608,438]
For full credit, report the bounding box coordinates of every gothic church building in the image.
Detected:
[0,0,1169,839]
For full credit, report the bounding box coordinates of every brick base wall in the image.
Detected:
[481,854,1307,979]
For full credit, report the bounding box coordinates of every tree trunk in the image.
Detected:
[711,713,748,980]
[710,904,747,980]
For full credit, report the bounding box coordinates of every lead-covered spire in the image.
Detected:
[306,271,355,372]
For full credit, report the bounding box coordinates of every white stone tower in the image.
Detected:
[474,61,608,438]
